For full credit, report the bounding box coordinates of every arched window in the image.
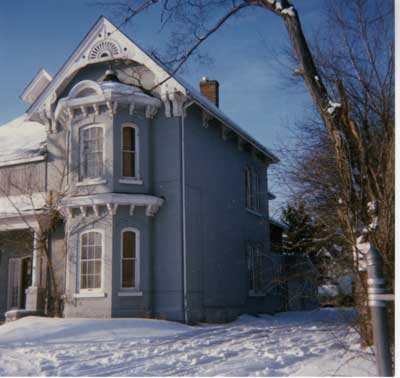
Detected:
[80,231,103,290]
[80,125,104,180]
[121,125,139,179]
[121,229,140,289]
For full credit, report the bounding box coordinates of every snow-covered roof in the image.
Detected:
[0,115,47,165]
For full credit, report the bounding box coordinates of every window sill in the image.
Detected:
[74,292,106,298]
[76,179,107,187]
[248,292,266,298]
[119,178,143,185]
[117,291,143,297]
[246,208,263,217]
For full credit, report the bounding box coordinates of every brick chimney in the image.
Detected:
[199,77,219,107]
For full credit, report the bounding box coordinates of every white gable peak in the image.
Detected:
[27,17,186,119]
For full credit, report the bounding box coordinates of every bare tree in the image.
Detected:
[273,0,394,345]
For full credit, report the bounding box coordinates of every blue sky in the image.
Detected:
[0,0,328,214]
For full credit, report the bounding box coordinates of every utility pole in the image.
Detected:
[367,246,394,376]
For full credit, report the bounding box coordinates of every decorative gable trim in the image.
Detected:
[27,17,186,119]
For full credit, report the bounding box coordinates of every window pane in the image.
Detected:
[81,246,88,260]
[122,152,135,177]
[88,261,94,274]
[245,168,252,209]
[123,127,135,151]
[94,246,102,259]
[81,261,87,275]
[122,260,135,288]
[88,246,94,259]
[88,232,94,245]
[80,275,87,289]
[95,261,101,274]
[87,275,94,289]
[94,275,101,289]
[123,232,136,258]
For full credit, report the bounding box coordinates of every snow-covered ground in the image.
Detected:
[0,308,375,376]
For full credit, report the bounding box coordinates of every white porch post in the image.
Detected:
[31,231,40,288]
[25,229,44,312]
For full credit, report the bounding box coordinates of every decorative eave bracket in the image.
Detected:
[60,193,164,219]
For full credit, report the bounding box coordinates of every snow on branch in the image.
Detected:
[281,6,295,17]
[326,100,341,115]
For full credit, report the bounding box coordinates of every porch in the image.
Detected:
[0,225,46,321]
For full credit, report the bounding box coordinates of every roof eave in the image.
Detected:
[190,97,280,164]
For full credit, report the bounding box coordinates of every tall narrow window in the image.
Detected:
[80,231,102,290]
[245,166,262,212]
[121,229,139,289]
[247,244,264,296]
[245,167,252,209]
[254,172,261,212]
[80,126,104,180]
[122,126,138,178]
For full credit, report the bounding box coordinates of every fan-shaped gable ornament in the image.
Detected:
[89,40,120,60]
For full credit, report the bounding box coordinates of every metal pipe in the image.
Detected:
[180,100,195,324]
[367,246,393,376]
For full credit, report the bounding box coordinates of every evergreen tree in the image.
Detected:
[281,202,318,258]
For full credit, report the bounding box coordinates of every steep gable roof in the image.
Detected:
[26,16,278,163]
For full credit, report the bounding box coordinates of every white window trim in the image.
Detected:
[77,229,105,295]
[120,227,140,292]
[121,123,141,182]
[117,291,143,297]
[76,178,107,187]
[79,124,106,183]
[118,178,143,185]
[73,292,106,298]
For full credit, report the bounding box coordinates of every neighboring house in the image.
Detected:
[0,17,283,323]
[268,218,319,311]
[269,216,287,252]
